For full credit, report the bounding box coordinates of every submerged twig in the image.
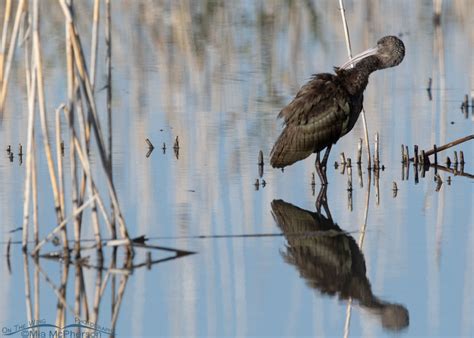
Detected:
[412,134,473,160]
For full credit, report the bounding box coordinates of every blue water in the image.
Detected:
[0,1,473,337]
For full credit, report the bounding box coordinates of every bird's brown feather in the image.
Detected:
[270,74,351,168]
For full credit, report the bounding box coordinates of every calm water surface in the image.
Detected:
[0,1,473,337]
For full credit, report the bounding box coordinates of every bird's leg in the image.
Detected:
[321,144,332,172]
[316,145,332,185]
[315,185,332,221]
[315,152,327,185]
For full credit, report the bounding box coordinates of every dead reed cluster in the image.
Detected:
[0,0,131,258]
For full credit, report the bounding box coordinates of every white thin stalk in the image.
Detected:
[33,0,65,236]
[0,0,13,84]
[338,0,371,168]
[21,49,37,250]
[0,0,25,113]
[90,0,100,89]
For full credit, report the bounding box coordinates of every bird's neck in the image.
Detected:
[339,56,381,96]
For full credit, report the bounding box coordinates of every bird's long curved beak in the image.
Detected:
[339,46,378,70]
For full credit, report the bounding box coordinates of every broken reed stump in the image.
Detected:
[445,156,451,168]
[173,137,180,159]
[472,94,474,115]
[357,138,362,164]
[254,179,259,191]
[435,173,442,192]
[374,133,379,170]
[347,162,353,211]
[347,161,353,191]
[258,164,263,178]
[258,150,264,166]
[414,161,419,184]
[340,152,346,166]
[413,145,418,166]
[426,78,432,100]
[258,150,264,178]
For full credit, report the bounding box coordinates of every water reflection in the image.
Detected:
[16,244,193,337]
[271,194,409,332]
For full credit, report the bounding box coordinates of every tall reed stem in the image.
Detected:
[338,0,372,169]
[0,0,25,115]
[33,0,67,249]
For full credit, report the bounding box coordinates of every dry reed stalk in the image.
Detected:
[64,7,84,254]
[74,268,81,321]
[91,266,103,324]
[31,195,97,256]
[106,0,116,239]
[62,110,114,235]
[21,43,37,250]
[22,9,39,246]
[419,134,474,159]
[79,268,90,320]
[90,0,100,89]
[62,10,108,158]
[74,266,91,321]
[98,253,116,297]
[73,94,105,249]
[0,0,25,114]
[55,267,68,328]
[60,1,128,242]
[31,260,74,320]
[32,138,39,245]
[338,0,371,168]
[375,171,380,205]
[22,12,31,95]
[33,0,67,247]
[34,256,40,323]
[0,0,13,84]
[374,132,379,168]
[110,274,129,334]
[23,253,33,324]
[55,104,67,227]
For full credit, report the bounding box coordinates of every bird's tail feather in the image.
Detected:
[270,128,313,168]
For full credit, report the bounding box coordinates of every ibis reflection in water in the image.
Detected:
[271,193,409,331]
[270,36,405,184]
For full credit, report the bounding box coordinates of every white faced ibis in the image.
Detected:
[270,36,405,184]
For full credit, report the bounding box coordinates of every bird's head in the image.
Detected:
[339,35,405,70]
[374,36,405,69]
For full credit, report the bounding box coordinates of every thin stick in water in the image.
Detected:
[338,0,371,169]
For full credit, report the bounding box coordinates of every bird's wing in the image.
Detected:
[270,74,350,168]
[279,74,350,130]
